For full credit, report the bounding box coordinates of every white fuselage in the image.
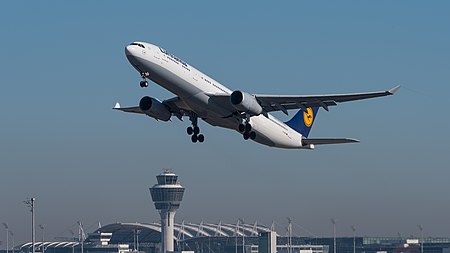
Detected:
[125,42,307,149]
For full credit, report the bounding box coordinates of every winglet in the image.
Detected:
[388,85,401,95]
[114,102,121,109]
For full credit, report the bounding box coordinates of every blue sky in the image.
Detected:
[1,1,450,245]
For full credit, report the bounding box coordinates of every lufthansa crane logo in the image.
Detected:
[303,107,314,127]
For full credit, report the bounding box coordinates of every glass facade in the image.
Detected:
[156,175,178,185]
[150,188,185,202]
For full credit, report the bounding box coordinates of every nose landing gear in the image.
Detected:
[139,72,149,88]
[187,114,205,143]
[140,80,148,88]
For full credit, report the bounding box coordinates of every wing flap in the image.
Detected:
[303,138,360,145]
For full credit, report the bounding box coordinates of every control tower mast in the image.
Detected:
[150,170,185,253]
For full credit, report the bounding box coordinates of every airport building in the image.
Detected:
[5,171,450,253]
[8,222,450,253]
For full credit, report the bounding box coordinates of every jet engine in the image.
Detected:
[230,90,263,116]
[139,96,171,121]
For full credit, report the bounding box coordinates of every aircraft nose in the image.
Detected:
[125,45,135,56]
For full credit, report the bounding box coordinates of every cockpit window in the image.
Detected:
[131,42,145,49]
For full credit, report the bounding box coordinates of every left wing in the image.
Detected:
[208,85,400,115]
[256,85,400,113]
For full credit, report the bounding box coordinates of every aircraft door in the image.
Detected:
[154,46,161,60]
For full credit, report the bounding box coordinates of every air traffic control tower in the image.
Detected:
[150,170,185,253]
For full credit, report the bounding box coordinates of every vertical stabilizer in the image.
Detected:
[284,107,319,137]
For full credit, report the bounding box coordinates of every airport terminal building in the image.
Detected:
[8,222,450,253]
[6,172,450,253]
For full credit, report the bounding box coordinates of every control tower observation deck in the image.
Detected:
[149,171,185,253]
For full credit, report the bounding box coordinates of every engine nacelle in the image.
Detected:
[230,90,263,116]
[139,96,171,121]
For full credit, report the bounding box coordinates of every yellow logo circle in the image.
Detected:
[303,108,314,127]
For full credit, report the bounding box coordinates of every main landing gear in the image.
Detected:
[139,72,149,88]
[238,121,256,140]
[186,114,205,143]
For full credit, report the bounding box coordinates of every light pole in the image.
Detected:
[39,224,45,253]
[133,229,136,251]
[78,221,85,253]
[239,219,245,253]
[418,225,423,253]
[24,198,36,253]
[69,230,75,253]
[136,230,141,252]
[351,226,356,253]
[235,220,239,253]
[2,223,8,253]
[9,231,14,253]
[287,218,292,253]
[331,219,337,253]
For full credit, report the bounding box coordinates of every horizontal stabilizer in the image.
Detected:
[303,138,359,145]
[113,103,143,114]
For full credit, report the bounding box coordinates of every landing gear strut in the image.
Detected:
[187,114,204,143]
[238,119,256,140]
[139,72,149,88]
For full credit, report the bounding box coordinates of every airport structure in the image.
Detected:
[149,170,185,253]
[8,225,450,253]
[4,171,450,253]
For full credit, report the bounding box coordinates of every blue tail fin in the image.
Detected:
[284,107,319,137]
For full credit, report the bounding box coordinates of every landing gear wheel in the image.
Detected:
[193,126,200,135]
[140,80,148,88]
[245,123,252,132]
[238,124,245,133]
[188,114,205,144]
[243,132,250,140]
[249,131,256,140]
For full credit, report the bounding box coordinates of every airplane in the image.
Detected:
[115,41,400,149]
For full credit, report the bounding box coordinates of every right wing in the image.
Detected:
[113,97,192,121]
[113,103,142,114]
